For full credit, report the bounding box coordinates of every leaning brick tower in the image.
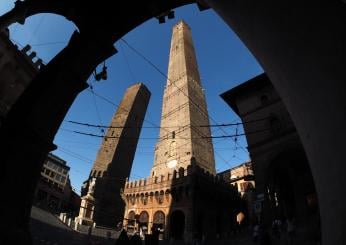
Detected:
[76,83,150,227]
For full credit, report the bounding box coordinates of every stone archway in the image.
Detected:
[266,149,321,244]
[153,211,165,239]
[170,210,185,240]
[127,211,136,232]
[0,1,346,244]
[139,211,149,235]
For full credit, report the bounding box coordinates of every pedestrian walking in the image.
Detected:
[116,228,130,245]
[253,223,260,242]
[130,232,142,245]
[287,218,295,245]
[259,230,272,245]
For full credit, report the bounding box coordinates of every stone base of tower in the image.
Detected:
[123,163,241,242]
[76,194,95,226]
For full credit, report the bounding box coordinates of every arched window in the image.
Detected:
[130,195,135,205]
[128,211,135,220]
[158,190,164,204]
[153,211,165,225]
[143,193,149,205]
[128,211,136,227]
[139,211,149,224]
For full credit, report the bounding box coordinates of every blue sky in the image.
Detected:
[1,1,263,193]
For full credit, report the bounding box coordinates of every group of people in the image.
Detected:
[252,218,295,245]
[115,229,142,245]
[115,227,160,245]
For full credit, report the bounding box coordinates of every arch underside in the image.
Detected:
[1,1,346,245]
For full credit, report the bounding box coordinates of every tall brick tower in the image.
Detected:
[76,83,151,227]
[151,20,215,177]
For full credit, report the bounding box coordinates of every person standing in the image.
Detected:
[253,223,260,242]
[130,232,142,245]
[116,229,130,245]
[287,218,295,245]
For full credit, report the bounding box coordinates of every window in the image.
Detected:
[240,182,250,192]
[46,161,54,168]
[143,196,148,205]
[55,174,61,181]
[172,131,175,139]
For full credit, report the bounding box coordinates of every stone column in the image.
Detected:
[206,1,346,244]
[0,30,116,244]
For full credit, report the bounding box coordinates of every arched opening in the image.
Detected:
[153,211,165,239]
[170,210,185,240]
[138,211,149,235]
[0,2,345,244]
[266,149,321,244]
[127,211,136,233]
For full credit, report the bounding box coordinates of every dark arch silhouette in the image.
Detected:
[0,1,345,244]
[170,210,185,240]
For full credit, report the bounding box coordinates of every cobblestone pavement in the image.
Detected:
[30,206,115,245]
[30,206,258,245]
[157,232,255,245]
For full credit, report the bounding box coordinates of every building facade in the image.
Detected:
[218,162,255,197]
[34,153,75,214]
[221,73,321,243]
[218,162,256,226]
[0,28,42,124]
[123,21,240,242]
[76,83,151,228]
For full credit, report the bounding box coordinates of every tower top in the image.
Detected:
[173,19,191,30]
[127,82,151,96]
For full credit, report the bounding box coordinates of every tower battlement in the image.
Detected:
[124,162,233,194]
